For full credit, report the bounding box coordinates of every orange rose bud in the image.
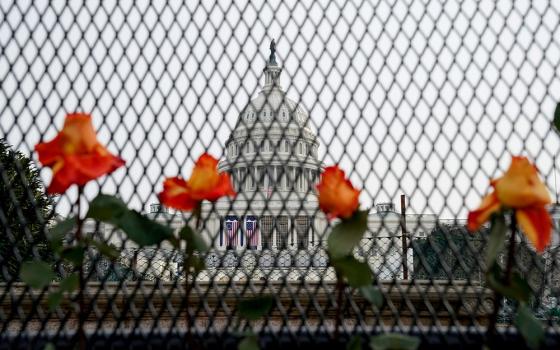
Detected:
[35,113,125,194]
[316,166,360,220]
[159,153,236,211]
[493,156,551,208]
[467,156,552,253]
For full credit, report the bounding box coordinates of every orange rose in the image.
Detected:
[159,153,236,211]
[467,156,552,253]
[35,113,125,194]
[316,166,360,220]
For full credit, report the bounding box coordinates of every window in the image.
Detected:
[262,139,270,153]
[257,166,264,188]
[297,142,307,155]
[295,216,309,249]
[261,216,273,249]
[276,216,289,248]
[281,140,290,153]
[245,140,254,154]
[279,167,287,190]
[246,167,256,191]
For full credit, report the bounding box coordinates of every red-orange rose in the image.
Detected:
[316,166,360,220]
[159,153,236,211]
[35,113,125,194]
[467,156,552,253]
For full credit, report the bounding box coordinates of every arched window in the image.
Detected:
[281,140,290,153]
[245,140,254,154]
[262,139,270,153]
[246,167,256,191]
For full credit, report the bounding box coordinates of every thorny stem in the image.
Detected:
[75,186,86,350]
[487,212,517,342]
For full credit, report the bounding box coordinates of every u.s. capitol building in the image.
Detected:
[103,42,438,282]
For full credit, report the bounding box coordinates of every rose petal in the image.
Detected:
[467,191,501,232]
[515,206,552,253]
[159,177,198,211]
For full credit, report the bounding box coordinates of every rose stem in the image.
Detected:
[486,212,517,343]
[75,186,86,350]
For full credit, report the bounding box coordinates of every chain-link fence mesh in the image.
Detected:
[2,0,560,348]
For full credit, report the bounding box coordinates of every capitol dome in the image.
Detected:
[206,40,326,256]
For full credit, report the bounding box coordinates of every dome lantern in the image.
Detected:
[263,39,282,91]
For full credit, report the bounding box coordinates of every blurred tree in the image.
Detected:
[412,222,545,290]
[412,223,485,281]
[0,139,55,282]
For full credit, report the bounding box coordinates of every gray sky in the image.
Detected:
[1,0,560,218]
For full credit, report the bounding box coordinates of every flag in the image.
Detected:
[246,216,259,248]
[225,216,239,248]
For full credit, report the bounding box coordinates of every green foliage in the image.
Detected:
[238,296,275,321]
[0,139,55,282]
[486,214,506,266]
[347,335,362,350]
[331,255,373,288]
[87,194,173,247]
[20,261,56,289]
[327,210,369,259]
[486,263,532,303]
[359,285,384,307]
[47,217,76,252]
[180,225,209,253]
[238,335,259,350]
[60,246,85,266]
[412,224,484,281]
[369,333,420,350]
[515,304,544,350]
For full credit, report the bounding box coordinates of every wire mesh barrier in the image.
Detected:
[2,1,560,349]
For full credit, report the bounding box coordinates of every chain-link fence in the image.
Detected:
[2,1,560,348]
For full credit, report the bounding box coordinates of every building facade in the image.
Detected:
[100,42,440,282]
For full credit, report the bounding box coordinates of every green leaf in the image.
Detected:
[359,285,384,307]
[87,194,173,247]
[328,210,369,259]
[88,239,120,260]
[190,255,206,274]
[87,194,128,224]
[515,304,544,350]
[60,246,85,266]
[331,255,373,288]
[554,102,560,134]
[47,291,63,311]
[179,225,209,253]
[347,335,362,350]
[238,335,259,350]
[486,214,506,266]
[486,263,531,303]
[48,217,76,252]
[238,296,274,321]
[118,210,174,246]
[369,333,420,350]
[59,273,79,293]
[20,261,56,289]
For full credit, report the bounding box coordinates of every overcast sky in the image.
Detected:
[1,0,560,219]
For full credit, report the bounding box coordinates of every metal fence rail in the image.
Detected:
[1,1,560,348]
